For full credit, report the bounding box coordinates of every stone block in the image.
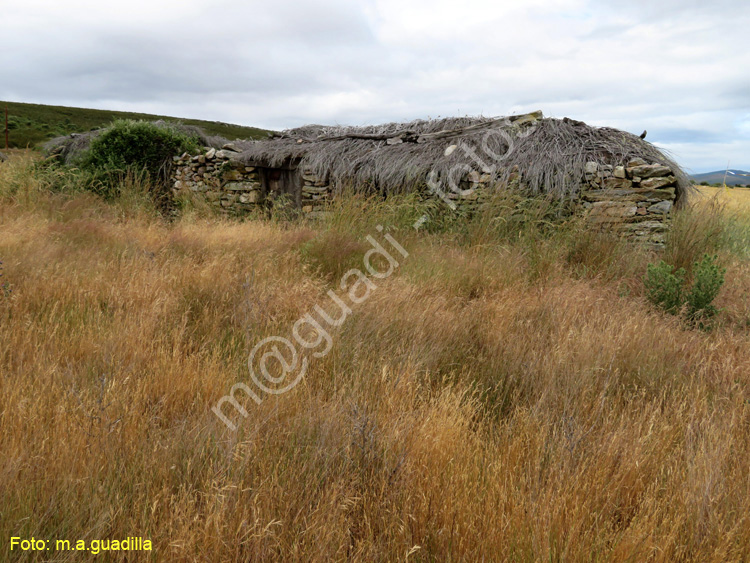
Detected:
[627,157,647,168]
[589,201,638,218]
[639,176,676,189]
[602,177,633,190]
[626,164,672,179]
[622,221,668,233]
[224,181,260,191]
[582,186,675,203]
[302,186,329,195]
[647,200,673,214]
[239,191,261,204]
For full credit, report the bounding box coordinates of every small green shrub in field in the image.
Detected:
[685,254,726,321]
[644,261,686,314]
[644,254,725,326]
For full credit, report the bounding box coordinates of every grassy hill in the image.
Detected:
[1,100,272,149]
[691,169,750,187]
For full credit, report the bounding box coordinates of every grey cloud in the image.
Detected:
[1,0,749,171]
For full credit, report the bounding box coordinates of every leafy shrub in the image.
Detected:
[644,260,686,314]
[83,120,199,177]
[73,120,201,203]
[685,254,726,321]
[644,254,725,326]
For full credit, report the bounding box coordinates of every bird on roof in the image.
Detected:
[640,130,647,139]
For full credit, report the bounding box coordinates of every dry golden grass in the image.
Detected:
[696,186,750,212]
[1,153,750,561]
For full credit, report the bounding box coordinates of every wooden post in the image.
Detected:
[4,106,8,150]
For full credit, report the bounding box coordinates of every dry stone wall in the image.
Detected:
[301,167,333,218]
[171,148,334,217]
[171,148,677,245]
[441,159,678,246]
[171,147,263,214]
[581,157,677,246]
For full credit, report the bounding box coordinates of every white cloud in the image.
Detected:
[1,0,748,171]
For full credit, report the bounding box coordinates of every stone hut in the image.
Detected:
[171,111,691,245]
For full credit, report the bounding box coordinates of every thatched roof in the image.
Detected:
[236,112,691,204]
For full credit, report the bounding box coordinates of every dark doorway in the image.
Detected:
[259,166,301,208]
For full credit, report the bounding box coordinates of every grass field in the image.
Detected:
[697,186,750,212]
[1,101,271,149]
[1,151,750,561]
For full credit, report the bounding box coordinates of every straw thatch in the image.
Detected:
[236,112,691,205]
[44,121,228,165]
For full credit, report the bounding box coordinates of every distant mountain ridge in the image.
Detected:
[1,100,271,149]
[691,170,750,186]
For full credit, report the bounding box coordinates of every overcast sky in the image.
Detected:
[2,0,748,172]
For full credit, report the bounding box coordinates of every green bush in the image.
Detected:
[83,120,199,177]
[75,120,200,202]
[643,254,725,326]
[685,254,726,321]
[644,260,685,314]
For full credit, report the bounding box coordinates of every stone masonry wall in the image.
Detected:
[301,166,332,218]
[172,148,677,245]
[440,159,678,246]
[171,146,263,214]
[171,148,334,217]
[581,157,677,246]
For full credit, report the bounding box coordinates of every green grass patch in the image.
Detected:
[1,100,271,149]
